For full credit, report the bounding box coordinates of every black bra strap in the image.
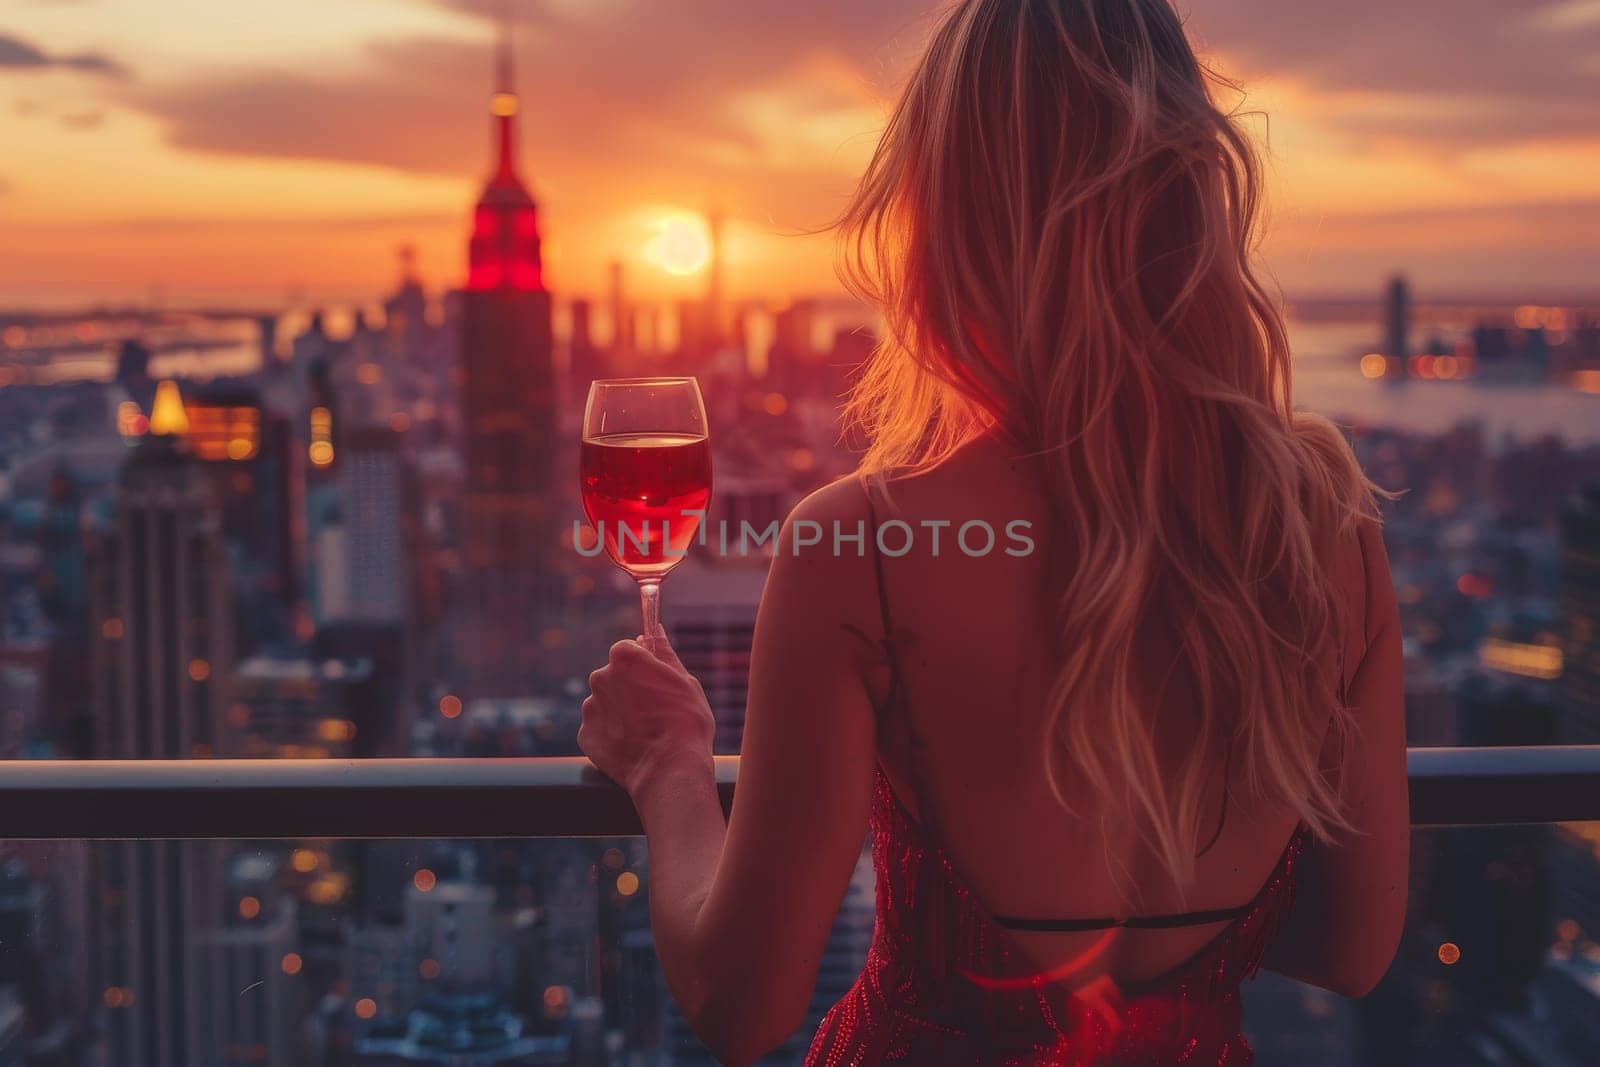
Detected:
[992,901,1256,933]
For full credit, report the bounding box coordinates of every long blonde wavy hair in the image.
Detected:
[840,0,1381,890]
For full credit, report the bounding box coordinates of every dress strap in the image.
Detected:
[857,476,939,823]
[864,483,902,655]
[858,477,907,707]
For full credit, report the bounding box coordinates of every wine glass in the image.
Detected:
[581,377,712,636]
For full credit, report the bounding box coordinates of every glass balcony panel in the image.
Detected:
[3,815,1598,1064]
[1243,823,1600,1067]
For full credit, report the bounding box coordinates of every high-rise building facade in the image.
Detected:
[86,389,233,1066]
[89,384,234,762]
[1385,274,1411,365]
[182,384,297,649]
[1559,482,1600,743]
[455,23,558,698]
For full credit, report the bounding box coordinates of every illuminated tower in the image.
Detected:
[456,12,558,697]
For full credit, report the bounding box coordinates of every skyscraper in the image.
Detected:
[767,299,819,396]
[455,15,558,698]
[332,428,415,628]
[39,465,92,754]
[182,383,296,648]
[302,425,422,758]
[608,259,634,358]
[566,297,606,401]
[1384,274,1411,368]
[87,381,232,1066]
[1559,482,1600,743]
[1544,481,1600,1057]
[89,380,233,762]
[706,208,727,350]
[384,244,431,368]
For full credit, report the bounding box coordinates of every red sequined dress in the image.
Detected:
[805,499,1307,1066]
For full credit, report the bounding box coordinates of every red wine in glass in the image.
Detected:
[580,379,711,634]
[581,433,712,576]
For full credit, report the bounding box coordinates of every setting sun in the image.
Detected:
[642,213,713,277]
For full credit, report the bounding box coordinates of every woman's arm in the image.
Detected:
[580,481,880,1065]
[1263,517,1409,996]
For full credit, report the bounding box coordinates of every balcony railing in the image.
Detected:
[0,747,1596,839]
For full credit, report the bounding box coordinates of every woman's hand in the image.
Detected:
[580,627,716,797]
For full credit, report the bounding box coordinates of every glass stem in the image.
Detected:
[638,579,661,638]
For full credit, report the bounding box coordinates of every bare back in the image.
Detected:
[859,435,1375,985]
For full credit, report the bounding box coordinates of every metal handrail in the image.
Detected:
[0,747,1595,839]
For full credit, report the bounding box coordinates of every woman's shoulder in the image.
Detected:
[769,474,880,595]
[1318,509,1397,693]
[785,472,876,532]
[763,475,888,664]
[1349,511,1398,652]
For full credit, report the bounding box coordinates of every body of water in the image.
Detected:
[7,311,1597,445]
[1290,319,1600,446]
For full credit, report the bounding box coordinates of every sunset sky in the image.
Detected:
[3,0,1599,308]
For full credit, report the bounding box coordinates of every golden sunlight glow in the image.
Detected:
[642,213,712,277]
[5,7,1597,301]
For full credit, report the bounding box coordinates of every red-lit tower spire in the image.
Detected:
[466,11,544,292]
[455,1,560,699]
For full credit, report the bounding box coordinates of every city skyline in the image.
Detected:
[3,0,1600,307]
[0,3,1597,1064]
